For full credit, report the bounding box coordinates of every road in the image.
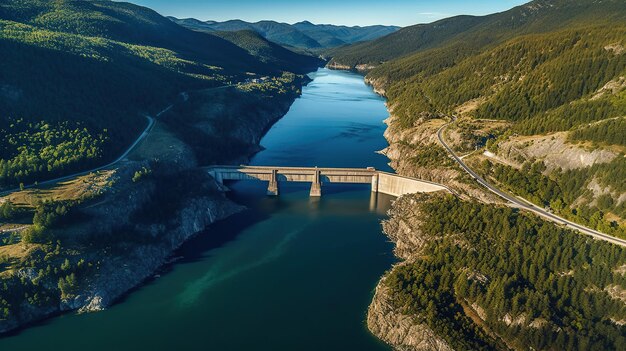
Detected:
[0,98,177,198]
[437,118,626,247]
[0,85,233,198]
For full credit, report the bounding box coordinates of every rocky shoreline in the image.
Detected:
[368,279,453,351]
[367,192,453,351]
[356,72,458,351]
[323,63,463,349]
[0,76,313,334]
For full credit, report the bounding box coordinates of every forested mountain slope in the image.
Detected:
[328,0,626,235]
[326,15,483,67]
[211,30,323,74]
[336,1,626,349]
[0,0,320,189]
[377,193,626,350]
[329,0,626,68]
[170,17,399,50]
[378,26,626,130]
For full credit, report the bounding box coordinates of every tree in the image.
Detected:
[0,201,16,220]
[58,273,77,299]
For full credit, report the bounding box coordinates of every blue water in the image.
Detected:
[0,68,395,350]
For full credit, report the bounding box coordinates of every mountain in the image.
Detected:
[212,30,323,73]
[175,18,323,49]
[326,1,626,349]
[0,0,321,188]
[329,0,626,232]
[329,0,626,68]
[292,20,400,48]
[169,17,400,50]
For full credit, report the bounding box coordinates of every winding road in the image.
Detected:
[437,118,626,247]
[0,96,180,198]
[0,85,237,198]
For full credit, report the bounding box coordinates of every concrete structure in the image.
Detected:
[206,166,450,197]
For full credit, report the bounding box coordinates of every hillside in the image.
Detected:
[170,17,399,50]
[0,0,320,189]
[328,0,626,235]
[376,193,626,350]
[211,30,323,73]
[329,0,626,69]
[326,15,483,67]
[325,1,626,349]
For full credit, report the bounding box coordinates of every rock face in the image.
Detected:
[365,76,388,96]
[496,132,617,172]
[75,188,244,313]
[326,61,352,70]
[381,196,430,261]
[368,195,453,351]
[368,282,453,351]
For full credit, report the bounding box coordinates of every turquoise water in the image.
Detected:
[0,68,395,350]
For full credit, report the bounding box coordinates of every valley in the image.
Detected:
[0,0,318,335]
[1,0,625,350]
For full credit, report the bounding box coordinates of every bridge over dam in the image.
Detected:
[205,166,451,197]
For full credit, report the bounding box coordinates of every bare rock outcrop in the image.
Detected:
[497,132,617,172]
[368,280,453,351]
[369,194,455,351]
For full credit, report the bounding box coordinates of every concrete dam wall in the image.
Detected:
[206,166,450,197]
[375,172,448,197]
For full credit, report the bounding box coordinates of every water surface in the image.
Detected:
[1,68,395,351]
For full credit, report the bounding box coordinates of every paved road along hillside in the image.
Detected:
[437,119,626,247]
[0,94,185,197]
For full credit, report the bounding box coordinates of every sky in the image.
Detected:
[122,0,529,27]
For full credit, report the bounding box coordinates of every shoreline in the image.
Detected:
[0,71,317,336]
[355,69,452,350]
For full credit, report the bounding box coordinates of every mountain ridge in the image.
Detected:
[169,16,400,50]
[329,0,626,68]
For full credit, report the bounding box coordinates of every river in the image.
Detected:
[0,68,396,350]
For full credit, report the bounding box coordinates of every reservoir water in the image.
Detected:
[0,68,395,350]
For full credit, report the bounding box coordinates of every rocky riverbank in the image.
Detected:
[0,75,312,334]
[366,194,453,351]
[361,76,479,350]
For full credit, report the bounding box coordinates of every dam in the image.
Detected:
[206,165,451,197]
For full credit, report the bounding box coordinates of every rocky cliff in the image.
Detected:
[368,283,453,351]
[363,77,498,350]
[368,195,453,351]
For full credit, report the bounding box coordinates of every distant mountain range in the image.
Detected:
[169,17,400,50]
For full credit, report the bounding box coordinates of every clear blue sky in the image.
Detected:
[122,0,528,26]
